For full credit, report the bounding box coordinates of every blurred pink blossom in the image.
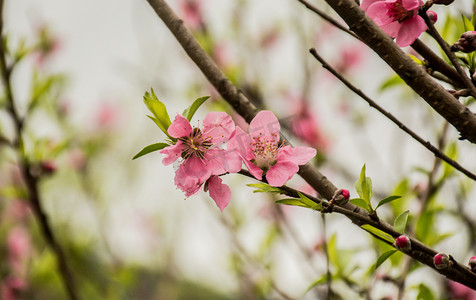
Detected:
[179,0,204,30]
[1,277,26,300]
[33,25,61,66]
[7,227,32,274]
[448,281,476,300]
[290,99,329,152]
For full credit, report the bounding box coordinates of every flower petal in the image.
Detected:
[160,141,184,165]
[401,0,420,11]
[207,176,231,212]
[380,21,401,38]
[249,111,280,144]
[278,145,317,165]
[228,126,254,160]
[244,159,263,180]
[266,161,299,187]
[366,2,394,26]
[202,111,236,144]
[360,0,380,12]
[168,114,192,138]
[180,155,212,182]
[174,165,203,197]
[395,16,426,47]
[204,148,242,175]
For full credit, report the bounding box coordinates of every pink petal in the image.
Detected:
[228,126,254,160]
[249,111,280,144]
[174,166,203,197]
[180,155,212,182]
[207,176,231,212]
[380,21,401,38]
[266,161,299,187]
[204,148,242,175]
[160,141,184,165]
[360,0,380,12]
[244,159,263,180]
[366,2,394,26]
[395,16,426,47]
[202,111,236,144]
[401,0,420,11]
[278,145,317,165]
[168,114,192,138]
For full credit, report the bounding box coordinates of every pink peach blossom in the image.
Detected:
[229,111,316,187]
[290,99,329,151]
[160,112,241,211]
[361,0,427,47]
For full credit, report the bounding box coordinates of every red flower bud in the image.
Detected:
[451,31,476,53]
[395,235,411,252]
[469,256,476,272]
[434,253,451,269]
[40,160,56,175]
[333,189,350,205]
[426,11,437,24]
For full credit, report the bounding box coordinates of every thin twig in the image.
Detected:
[0,1,79,299]
[421,13,476,98]
[309,48,476,182]
[296,0,360,41]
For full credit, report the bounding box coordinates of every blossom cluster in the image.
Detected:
[159,110,316,211]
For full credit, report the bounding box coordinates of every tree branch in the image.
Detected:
[144,0,476,290]
[309,47,476,182]
[0,1,79,298]
[321,0,476,143]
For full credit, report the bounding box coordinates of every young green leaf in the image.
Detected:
[355,164,373,211]
[394,210,409,233]
[376,195,401,210]
[143,88,171,135]
[132,142,169,160]
[182,96,210,121]
[417,283,435,300]
[361,224,395,244]
[350,198,372,212]
[297,192,323,211]
[246,183,282,194]
[276,199,309,208]
[375,250,397,269]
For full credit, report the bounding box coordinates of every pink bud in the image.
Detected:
[333,189,350,205]
[40,160,56,175]
[395,235,411,252]
[469,256,476,272]
[451,31,476,53]
[426,11,438,24]
[434,253,451,269]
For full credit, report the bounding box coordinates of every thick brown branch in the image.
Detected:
[323,0,476,143]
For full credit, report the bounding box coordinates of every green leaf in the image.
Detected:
[376,195,401,210]
[182,96,210,121]
[305,275,330,292]
[394,210,409,233]
[143,88,171,135]
[350,198,372,212]
[416,210,435,243]
[375,250,397,269]
[379,74,404,92]
[132,142,169,160]
[355,164,373,211]
[247,183,282,194]
[276,199,309,208]
[417,283,435,300]
[361,224,395,244]
[297,192,323,211]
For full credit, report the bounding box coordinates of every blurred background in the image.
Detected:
[2,0,476,299]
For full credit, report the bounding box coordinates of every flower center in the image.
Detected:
[250,135,279,170]
[386,0,414,23]
[179,127,212,159]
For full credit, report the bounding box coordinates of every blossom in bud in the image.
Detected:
[40,161,56,175]
[360,0,427,47]
[333,189,350,205]
[469,256,476,272]
[395,235,411,252]
[451,31,476,53]
[433,0,454,5]
[434,253,451,269]
[426,11,437,24]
